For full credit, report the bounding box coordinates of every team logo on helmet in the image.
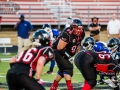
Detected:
[72,39,76,43]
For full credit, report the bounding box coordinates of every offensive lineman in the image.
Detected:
[74,37,120,90]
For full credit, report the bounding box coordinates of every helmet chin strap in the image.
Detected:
[87,44,93,50]
[44,28,52,33]
[83,44,93,50]
[110,45,119,55]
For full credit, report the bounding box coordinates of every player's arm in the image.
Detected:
[36,56,46,80]
[57,32,70,58]
[36,47,54,80]
[77,31,85,53]
[57,39,67,50]
[77,45,81,53]
[57,32,69,50]
[9,56,17,67]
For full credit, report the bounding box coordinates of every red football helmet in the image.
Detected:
[72,19,83,36]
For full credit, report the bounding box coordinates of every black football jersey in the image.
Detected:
[53,27,85,56]
[12,46,54,76]
[86,50,115,64]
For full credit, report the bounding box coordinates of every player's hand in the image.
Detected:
[102,78,118,88]
[37,79,44,85]
[68,57,74,64]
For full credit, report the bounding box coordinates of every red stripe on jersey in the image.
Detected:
[29,47,53,77]
[29,68,33,78]
[42,54,48,60]
[85,52,91,56]
[30,48,45,70]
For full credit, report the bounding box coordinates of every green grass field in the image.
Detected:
[0,53,84,82]
[0,53,85,90]
[0,61,84,90]
[0,62,84,82]
[0,53,110,90]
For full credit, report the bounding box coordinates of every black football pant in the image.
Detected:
[6,69,45,90]
[74,51,97,88]
[54,50,73,77]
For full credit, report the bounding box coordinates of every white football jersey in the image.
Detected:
[44,28,55,42]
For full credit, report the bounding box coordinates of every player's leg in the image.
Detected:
[53,50,74,90]
[62,59,74,90]
[6,69,22,90]
[50,65,63,90]
[17,74,45,90]
[46,60,55,74]
[50,50,64,90]
[97,75,104,84]
[50,71,63,90]
[74,52,97,90]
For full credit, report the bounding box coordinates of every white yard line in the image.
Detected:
[0,58,11,61]
[0,75,5,78]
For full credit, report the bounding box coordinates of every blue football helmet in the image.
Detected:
[52,29,59,38]
[94,42,109,53]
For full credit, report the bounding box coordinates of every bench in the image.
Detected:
[0,38,13,54]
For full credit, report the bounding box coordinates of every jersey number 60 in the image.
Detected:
[98,53,111,60]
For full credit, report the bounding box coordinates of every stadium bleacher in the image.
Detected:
[0,0,120,45]
[10,0,41,2]
[0,1,58,25]
[70,0,120,2]
[0,0,6,1]
[66,0,120,24]
[70,0,95,2]
[99,0,119,1]
[0,0,120,25]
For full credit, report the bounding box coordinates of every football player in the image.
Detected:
[45,28,60,74]
[83,37,105,84]
[6,29,55,90]
[74,37,120,90]
[42,24,60,74]
[50,19,85,90]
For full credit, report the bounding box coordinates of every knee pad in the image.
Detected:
[87,80,97,88]
[64,69,73,77]
[57,71,64,77]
